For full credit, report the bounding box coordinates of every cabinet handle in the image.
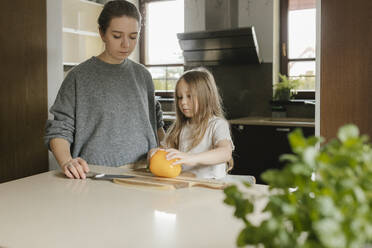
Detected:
[276,128,290,132]
[238,125,244,131]
[282,42,287,57]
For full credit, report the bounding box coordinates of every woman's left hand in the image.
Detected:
[165,148,198,166]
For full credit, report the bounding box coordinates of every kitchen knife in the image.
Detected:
[87,172,135,180]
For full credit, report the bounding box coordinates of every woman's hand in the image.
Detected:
[61,157,90,179]
[165,148,198,166]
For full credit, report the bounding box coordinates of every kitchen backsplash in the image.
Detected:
[206,63,273,119]
[159,62,314,120]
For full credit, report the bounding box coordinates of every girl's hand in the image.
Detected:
[165,148,198,166]
[61,157,89,179]
[147,147,164,161]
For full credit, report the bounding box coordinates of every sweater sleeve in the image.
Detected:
[44,71,76,149]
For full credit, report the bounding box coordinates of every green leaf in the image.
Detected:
[338,124,359,142]
[288,128,307,153]
[280,154,299,163]
[303,147,317,169]
[314,218,346,247]
[223,185,254,219]
[223,124,372,247]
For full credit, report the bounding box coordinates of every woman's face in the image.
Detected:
[176,79,198,118]
[100,16,139,64]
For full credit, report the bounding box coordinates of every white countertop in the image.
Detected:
[0,165,268,248]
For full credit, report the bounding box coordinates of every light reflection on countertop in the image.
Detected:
[153,210,177,245]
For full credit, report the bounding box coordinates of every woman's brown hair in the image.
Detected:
[98,0,141,34]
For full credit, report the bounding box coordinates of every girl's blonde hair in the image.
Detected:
[165,68,225,150]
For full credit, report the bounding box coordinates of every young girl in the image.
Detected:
[150,68,234,179]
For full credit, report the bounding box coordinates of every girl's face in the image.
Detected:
[176,79,198,118]
[100,16,139,64]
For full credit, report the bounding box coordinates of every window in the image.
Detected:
[148,66,183,91]
[139,0,184,92]
[280,0,316,98]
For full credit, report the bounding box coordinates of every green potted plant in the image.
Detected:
[224,124,372,247]
[273,74,301,101]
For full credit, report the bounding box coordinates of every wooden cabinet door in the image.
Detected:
[320,0,372,140]
[0,0,48,183]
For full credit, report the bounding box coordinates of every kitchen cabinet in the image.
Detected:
[230,122,314,184]
[320,0,372,140]
[62,0,104,66]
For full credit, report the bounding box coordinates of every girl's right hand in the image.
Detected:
[61,157,90,179]
[165,148,198,166]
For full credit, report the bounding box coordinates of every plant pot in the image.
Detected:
[274,88,291,101]
[271,105,287,118]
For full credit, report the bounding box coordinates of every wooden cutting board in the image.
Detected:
[113,169,232,190]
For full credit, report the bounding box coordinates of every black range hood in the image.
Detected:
[177,26,261,66]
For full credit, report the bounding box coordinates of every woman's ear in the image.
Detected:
[99,29,106,43]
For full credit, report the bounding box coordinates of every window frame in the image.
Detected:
[139,0,183,95]
[139,0,183,67]
[280,0,316,99]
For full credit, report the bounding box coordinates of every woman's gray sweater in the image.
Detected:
[45,56,163,166]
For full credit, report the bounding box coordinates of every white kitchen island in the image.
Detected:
[0,165,267,248]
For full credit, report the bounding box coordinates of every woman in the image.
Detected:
[45,0,164,179]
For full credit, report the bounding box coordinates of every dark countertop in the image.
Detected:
[163,114,315,127]
[229,117,315,127]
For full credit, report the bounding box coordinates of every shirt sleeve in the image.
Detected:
[44,72,76,149]
[212,118,235,150]
[155,99,164,130]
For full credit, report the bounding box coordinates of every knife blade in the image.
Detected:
[87,172,135,180]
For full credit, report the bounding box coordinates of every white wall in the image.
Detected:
[184,0,206,32]
[238,0,273,62]
[315,0,321,137]
[128,0,140,61]
[184,0,273,62]
[47,0,63,170]
[273,0,280,84]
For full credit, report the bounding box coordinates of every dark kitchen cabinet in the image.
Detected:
[230,124,314,184]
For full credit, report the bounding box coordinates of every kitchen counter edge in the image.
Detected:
[229,117,315,127]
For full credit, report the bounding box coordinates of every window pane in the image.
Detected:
[288,61,315,77]
[147,1,184,65]
[148,66,184,91]
[290,76,315,91]
[288,61,315,90]
[288,8,316,59]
